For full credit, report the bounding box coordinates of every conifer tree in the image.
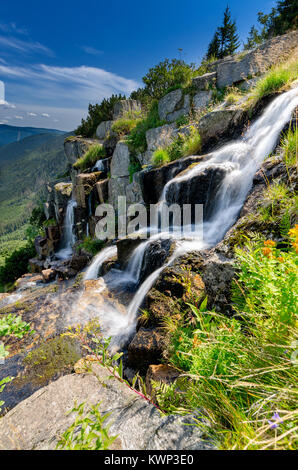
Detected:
[205,5,240,60]
[206,30,221,60]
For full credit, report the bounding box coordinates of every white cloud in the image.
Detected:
[0,22,28,35]
[27,112,37,116]
[41,113,50,118]
[81,45,103,56]
[0,35,54,56]
[0,62,140,130]
[14,115,23,119]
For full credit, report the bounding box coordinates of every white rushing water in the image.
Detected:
[83,87,298,347]
[56,198,77,260]
[84,246,118,280]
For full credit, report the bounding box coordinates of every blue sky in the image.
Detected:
[0,0,275,131]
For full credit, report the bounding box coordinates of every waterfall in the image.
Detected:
[84,87,298,346]
[56,198,77,260]
[84,246,117,280]
[124,87,298,327]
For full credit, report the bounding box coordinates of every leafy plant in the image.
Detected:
[73,144,106,171]
[56,402,117,450]
[126,101,166,154]
[0,314,33,338]
[128,157,142,183]
[111,116,142,138]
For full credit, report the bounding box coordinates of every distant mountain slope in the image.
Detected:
[0,124,65,147]
[0,131,67,164]
[0,131,69,264]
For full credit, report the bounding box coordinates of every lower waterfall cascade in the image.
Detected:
[77,87,298,348]
[55,198,77,260]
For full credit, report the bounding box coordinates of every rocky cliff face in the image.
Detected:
[0,31,297,450]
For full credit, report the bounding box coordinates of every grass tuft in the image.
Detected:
[73,144,106,171]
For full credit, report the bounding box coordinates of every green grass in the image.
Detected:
[152,126,201,166]
[161,231,298,450]
[73,144,106,171]
[111,116,142,138]
[77,236,105,256]
[247,56,298,110]
[281,126,298,167]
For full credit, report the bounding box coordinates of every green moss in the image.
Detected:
[20,335,81,387]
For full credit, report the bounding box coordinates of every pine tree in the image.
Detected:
[206,30,221,59]
[275,0,298,34]
[219,6,240,57]
[244,26,263,49]
[205,5,240,60]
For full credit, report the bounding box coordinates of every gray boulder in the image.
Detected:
[158,89,190,123]
[113,99,142,120]
[192,72,217,90]
[110,141,131,177]
[0,365,212,450]
[198,108,245,146]
[146,123,177,152]
[95,120,115,140]
[108,175,130,209]
[193,91,213,113]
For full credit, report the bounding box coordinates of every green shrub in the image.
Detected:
[77,237,105,256]
[0,243,36,286]
[138,59,196,101]
[75,94,126,137]
[126,101,165,154]
[73,144,106,171]
[43,218,57,227]
[128,157,142,182]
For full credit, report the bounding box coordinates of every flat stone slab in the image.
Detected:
[0,365,213,450]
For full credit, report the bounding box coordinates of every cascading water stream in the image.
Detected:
[84,246,117,280]
[83,87,298,347]
[56,198,77,260]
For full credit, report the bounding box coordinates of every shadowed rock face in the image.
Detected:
[164,163,228,221]
[140,155,205,204]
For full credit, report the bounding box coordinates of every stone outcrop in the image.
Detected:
[95,120,115,140]
[110,141,131,177]
[128,328,167,371]
[146,123,177,152]
[192,72,217,90]
[198,108,246,146]
[64,136,97,166]
[158,88,190,123]
[216,31,298,88]
[113,99,142,120]
[193,90,213,113]
[108,176,130,209]
[164,162,228,220]
[0,365,212,450]
[74,172,103,208]
[140,154,204,204]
